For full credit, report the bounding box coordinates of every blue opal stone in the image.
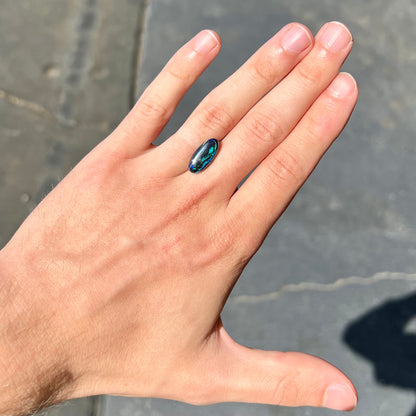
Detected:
[188,138,219,173]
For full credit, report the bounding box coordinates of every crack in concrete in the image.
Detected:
[57,0,98,125]
[231,272,416,304]
[0,87,111,132]
[0,88,54,120]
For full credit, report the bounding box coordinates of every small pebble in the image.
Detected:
[20,193,31,203]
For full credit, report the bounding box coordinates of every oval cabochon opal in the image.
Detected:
[188,138,219,173]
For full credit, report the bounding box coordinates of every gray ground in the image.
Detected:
[1,1,416,415]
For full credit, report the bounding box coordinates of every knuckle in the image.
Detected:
[302,111,327,142]
[220,205,260,266]
[249,52,279,85]
[166,61,193,83]
[245,112,283,145]
[295,60,325,86]
[210,218,238,257]
[303,99,341,143]
[210,210,258,268]
[267,148,305,186]
[198,102,235,133]
[272,372,300,405]
[136,94,170,122]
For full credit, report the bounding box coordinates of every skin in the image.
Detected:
[0,22,359,415]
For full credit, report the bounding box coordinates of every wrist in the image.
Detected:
[0,246,78,415]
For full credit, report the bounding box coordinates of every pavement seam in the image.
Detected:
[57,0,98,125]
[91,395,105,416]
[231,272,416,304]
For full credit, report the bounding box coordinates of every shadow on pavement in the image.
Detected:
[343,293,416,415]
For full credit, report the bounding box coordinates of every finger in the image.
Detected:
[229,72,358,246]
[194,325,357,410]
[111,30,221,158]
[216,22,353,195]
[158,23,313,175]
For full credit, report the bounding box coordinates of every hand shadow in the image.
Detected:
[343,293,416,416]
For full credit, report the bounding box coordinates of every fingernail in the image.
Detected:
[193,30,219,54]
[328,73,357,98]
[281,24,312,54]
[324,383,357,411]
[317,21,352,53]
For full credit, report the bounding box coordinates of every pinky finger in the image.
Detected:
[111,30,221,158]
[229,72,358,244]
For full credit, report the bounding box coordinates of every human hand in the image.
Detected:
[0,21,358,415]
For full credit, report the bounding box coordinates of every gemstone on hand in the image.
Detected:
[188,138,219,173]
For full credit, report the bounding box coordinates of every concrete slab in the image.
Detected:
[37,397,98,416]
[0,0,143,127]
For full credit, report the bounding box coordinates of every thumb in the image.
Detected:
[199,324,357,411]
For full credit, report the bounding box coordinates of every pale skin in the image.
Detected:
[0,21,359,415]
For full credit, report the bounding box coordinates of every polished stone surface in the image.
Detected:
[189,138,219,173]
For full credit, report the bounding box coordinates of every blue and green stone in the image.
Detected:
[188,138,219,173]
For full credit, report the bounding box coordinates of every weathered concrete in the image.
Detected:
[37,397,98,416]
